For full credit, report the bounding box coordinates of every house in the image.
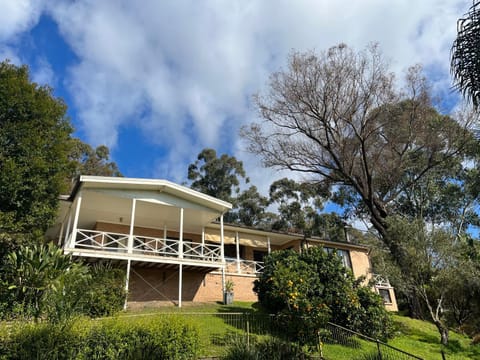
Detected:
[46,175,397,311]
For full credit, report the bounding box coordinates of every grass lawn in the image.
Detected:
[389,315,480,360]
[120,302,480,359]
[3,302,470,359]
[122,302,267,357]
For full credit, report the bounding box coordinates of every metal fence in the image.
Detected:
[322,322,423,360]
[150,312,424,359]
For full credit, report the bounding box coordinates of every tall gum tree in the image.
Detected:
[242,44,476,262]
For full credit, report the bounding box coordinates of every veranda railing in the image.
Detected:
[71,229,222,262]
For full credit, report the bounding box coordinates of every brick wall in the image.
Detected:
[128,266,258,305]
[129,266,205,303]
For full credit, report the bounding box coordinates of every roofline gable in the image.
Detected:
[69,175,232,213]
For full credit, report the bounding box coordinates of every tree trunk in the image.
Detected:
[435,321,449,345]
[422,290,449,345]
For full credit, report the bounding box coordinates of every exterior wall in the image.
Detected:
[375,287,398,312]
[348,249,371,282]
[90,222,392,309]
[128,266,258,306]
[129,266,206,304]
[222,274,257,301]
[195,273,257,302]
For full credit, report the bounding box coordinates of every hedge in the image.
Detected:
[0,315,199,360]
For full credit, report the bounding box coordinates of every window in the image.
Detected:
[324,247,352,269]
[378,288,392,304]
[224,244,244,259]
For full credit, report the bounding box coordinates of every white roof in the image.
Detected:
[73,175,232,213]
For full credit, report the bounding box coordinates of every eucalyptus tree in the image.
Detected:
[242,44,475,262]
[68,139,122,178]
[268,178,327,235]
[188,148,250,223]
[234,185,270,227]
[188,148,248,201]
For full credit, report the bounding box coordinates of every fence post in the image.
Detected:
[246,315,250,349]
[376,340,383,360]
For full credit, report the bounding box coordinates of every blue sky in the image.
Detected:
[0,0,467,198]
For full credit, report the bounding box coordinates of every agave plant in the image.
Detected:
[7,242,89,321]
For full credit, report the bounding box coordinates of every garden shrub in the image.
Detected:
[0,315,199,360]
[1,243,126,321]
[254,248,392,344]
[1,322,81,360]
[79,262,126,318]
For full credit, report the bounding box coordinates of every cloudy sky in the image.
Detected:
[0,0,468,195]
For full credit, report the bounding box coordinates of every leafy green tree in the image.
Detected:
[376,217,480,345]
[268,178,328,235]
[67,138,122,181]
[188,148,249,223]
[0,61,73,236]
[266,178,348,242]
[254,247,391,344]
[233,185,270,227]
[188,148,248,201]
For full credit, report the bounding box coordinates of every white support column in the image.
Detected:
[220,214,225,293]
[267,236,271,254]
[124,259,131,310]
[178,264,183,308]
[70,192,82,248]
[179,208,184,259]
[201,227,205,256]
[163,225,167,240]
[235,231,241,273]
[128,199,137,254]
[220,214,225,261]
[64,209,72,248]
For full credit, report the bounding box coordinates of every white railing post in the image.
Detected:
[179,208,184,259]
[236,231,241,273]
[163,225,167,253]
[220,214,225,261]
[201,227,205,257]
[128,199,136,254]
[267,236,271,254]
[220,214,225,293]
[70,192,82,248]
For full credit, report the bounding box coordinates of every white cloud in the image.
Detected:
[0,0,469,188]
[0,0,44,41]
